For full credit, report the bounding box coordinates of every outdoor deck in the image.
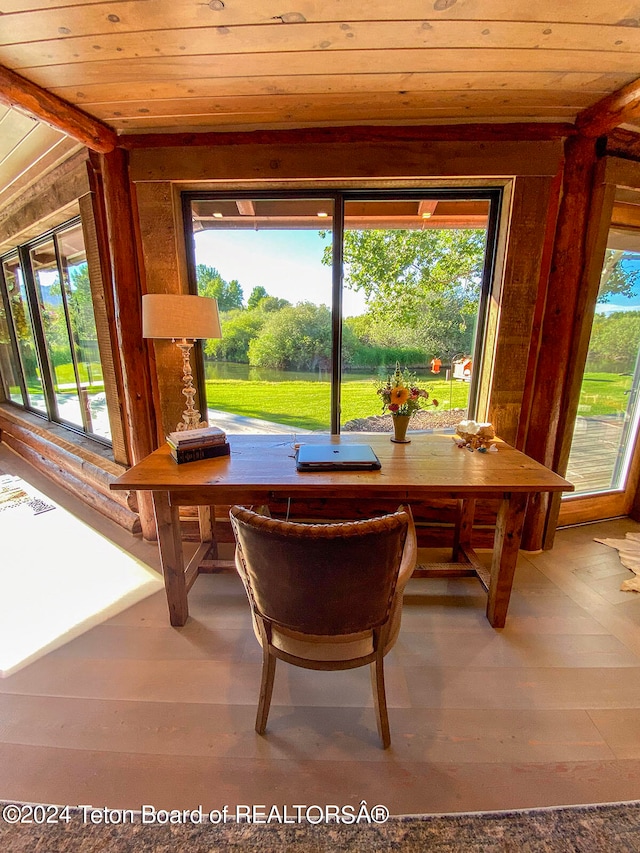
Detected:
[566,416,626,495]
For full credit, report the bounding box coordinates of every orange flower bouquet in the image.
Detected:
[376,362,438,417]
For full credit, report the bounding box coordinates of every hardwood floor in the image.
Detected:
[2,444,640,816]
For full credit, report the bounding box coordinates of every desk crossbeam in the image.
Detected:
[113,434,572,628]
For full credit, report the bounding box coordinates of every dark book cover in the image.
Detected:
[170,442,231,464]
[166,434,227,451]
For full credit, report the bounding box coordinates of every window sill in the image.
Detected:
[0,402,119,471]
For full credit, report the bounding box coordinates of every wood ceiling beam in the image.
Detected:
[0,64,117,153]
[575,76,640,137]
[119,122,576,150]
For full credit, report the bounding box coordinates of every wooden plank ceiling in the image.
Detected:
[2,0,640,197]
[2,0,640,134]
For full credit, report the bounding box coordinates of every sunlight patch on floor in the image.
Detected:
[0,481,163,677]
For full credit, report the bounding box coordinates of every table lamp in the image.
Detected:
[142,293,221,432]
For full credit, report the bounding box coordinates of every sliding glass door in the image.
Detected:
[184,189,500,435]
[188,196,335,433]
[339,196,491,432]
[565,217,640,513]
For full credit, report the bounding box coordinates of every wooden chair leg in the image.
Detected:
[370,653,391,749]
[256,646,277,735]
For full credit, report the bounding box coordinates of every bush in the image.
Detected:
[349,344,428,370]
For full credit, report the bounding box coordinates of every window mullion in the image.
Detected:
[54,234,90,432]
[18,245,58,421]
[331,193,344,435]
[0,262,29,406]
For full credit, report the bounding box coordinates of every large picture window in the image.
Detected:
[183,190,500,435]
[0,217,111,443]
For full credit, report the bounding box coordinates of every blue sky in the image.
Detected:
[596,255,640,314]
[194,230,640,319]
[194,229,367,316]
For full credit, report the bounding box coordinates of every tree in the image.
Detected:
[586,310,640,372]
[196,264,244,311]
[246,286,290,313]
[248,302,357,370]
[205,308,265,362]
[326,228,486,357]
[247,286,268,309]
[598,250,640,303]
[248,302,331,370]
[67,264,98,344]
[256,295,291,312]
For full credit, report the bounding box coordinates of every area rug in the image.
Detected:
[594,532,640,592]
[1,800,639,852]
[0,473,55,515]
[0,472,163,677]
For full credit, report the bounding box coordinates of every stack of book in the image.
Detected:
[166,425,230,464]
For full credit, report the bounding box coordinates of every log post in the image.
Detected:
[0,63,117,153]
[520,135,599,550]
[99,147,157,539]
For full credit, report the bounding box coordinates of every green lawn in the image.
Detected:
[35,363,630,431]
[203,371,634,430]
[578,372,632,417]
[53,361,104,388]
[205,377,471,431]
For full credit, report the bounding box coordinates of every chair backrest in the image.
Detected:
[229,506,409,637]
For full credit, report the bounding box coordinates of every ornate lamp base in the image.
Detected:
[175,338,207,432]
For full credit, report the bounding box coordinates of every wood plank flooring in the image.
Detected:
[2,444,640,816]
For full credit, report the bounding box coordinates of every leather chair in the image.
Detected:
[229,505,417,748]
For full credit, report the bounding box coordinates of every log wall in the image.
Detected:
[0,405,140,534]
[0,150,141,537]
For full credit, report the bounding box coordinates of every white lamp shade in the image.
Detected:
[142,293,221,340]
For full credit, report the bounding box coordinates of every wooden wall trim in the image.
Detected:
[486,175,559,447]
[602,156,640,190]
[516,169,564,450]
[473,180,513,422]
[98,147,158,539]
[78,191,129,466]
[134,181,192,438]
[129,139,564,183]
[520,135,600,550]
[121,123,575,151]
[131,139,564,456]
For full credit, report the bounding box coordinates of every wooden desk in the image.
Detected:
[111,433,572,629]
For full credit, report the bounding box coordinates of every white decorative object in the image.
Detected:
[455,419,496,450]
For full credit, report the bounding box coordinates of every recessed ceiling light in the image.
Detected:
[421,212,432,219]
[317,211,329,218]
[213,212,223,218]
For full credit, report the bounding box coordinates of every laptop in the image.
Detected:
[296,444,381,472]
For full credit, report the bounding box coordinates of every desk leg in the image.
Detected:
[152,490,189,627]
[486,492,528,629]
[198,505,219,559]
[453,498,476,562]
